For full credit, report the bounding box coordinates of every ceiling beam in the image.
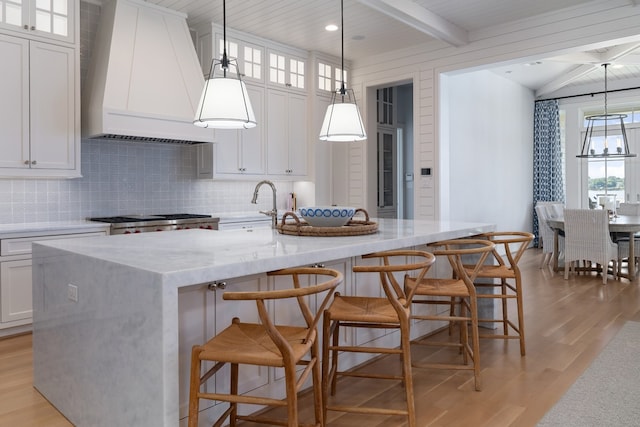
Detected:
[358,0,468,47]
[536,64,599,97]
[596,42,640,62]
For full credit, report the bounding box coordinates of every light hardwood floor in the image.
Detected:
[1,248,639,427]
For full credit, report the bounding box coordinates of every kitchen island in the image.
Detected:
[31,218,494,426]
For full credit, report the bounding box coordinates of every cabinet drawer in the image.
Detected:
[1,232,105,256]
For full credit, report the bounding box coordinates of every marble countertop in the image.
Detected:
[33,218,494,288]
[0,220,110,238]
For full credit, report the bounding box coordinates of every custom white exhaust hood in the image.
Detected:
[82,0,213,144]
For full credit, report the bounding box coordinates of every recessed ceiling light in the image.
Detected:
[524,61,543,66]
[352,35,365,41]
[325,24,338,32]
[611,63,624,69]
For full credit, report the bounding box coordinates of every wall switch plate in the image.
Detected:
[67,284,78,302]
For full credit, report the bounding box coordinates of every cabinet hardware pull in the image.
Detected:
[24,25,29,30]
[310,263,325,268]
[31,26,36,30]
[24,160,30,165]
[207,281,227,291]
[31,160,37,165]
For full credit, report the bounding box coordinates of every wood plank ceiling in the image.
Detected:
[143,0,640,94]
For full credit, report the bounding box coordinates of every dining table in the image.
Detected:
[547,214,640,279]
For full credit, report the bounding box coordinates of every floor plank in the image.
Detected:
[1,248,638,427]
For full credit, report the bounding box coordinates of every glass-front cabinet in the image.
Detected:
[0,0,74,44]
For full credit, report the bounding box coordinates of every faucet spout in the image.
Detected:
[251,180,277,228]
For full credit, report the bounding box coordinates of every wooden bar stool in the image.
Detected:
[464,231,534,356]
[188,267,342,427]
[408,239,495,391]
[322,250,435,427]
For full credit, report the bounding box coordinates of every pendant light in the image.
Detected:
[577,63,635,158]
[319,0,367,142]
[193,0,256,129]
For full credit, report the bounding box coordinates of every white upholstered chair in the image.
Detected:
[535,204,564,268]
[563,209,618,284]
[618,202,640,216]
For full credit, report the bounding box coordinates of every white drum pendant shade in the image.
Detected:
[319,101,366,142]
[193,77,256,129]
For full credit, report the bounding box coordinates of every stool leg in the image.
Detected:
[230,363,238,427]
[469,296,482,392]
[400,323,416,427]
[501,279,508,336]
[322,313,331,424]
[515,273,526,356]
[330,320,340,395]
[188,346,203,427]
[310,340,323,427]
[284,363,298,427]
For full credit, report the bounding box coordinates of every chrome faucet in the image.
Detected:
[251,180,277,228]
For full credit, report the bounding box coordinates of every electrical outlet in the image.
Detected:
[67,284,78,302]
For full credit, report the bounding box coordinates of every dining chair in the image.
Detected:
[563,209,618,285]
[535,204,564,268]
[407,239,494,391]
[462,231,533,356]
[188,267,342,427]
[617,202,640,216]
[322,250,435,427]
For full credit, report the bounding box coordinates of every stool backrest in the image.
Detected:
[223,267,342,346]
[427,239,495,291]
[353,250,436,318]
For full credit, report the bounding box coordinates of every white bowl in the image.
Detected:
[298,207,356,227]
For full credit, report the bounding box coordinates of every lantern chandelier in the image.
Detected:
[193,0,256,129]
[577,63,635,158]
[319,0,367,142]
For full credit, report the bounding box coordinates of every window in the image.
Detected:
[219,39,239,61]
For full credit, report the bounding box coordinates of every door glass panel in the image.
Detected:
[35,9,50,32]
[52,14,66,36]
[5,3,22,26]
[52,0,66,14]
[36,0,50,11]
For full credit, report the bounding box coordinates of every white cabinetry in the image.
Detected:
[266,89,308,177]
[197,85,265,179]
[0,32,79,178]
[0,0,75,44]
[0,229,106,335]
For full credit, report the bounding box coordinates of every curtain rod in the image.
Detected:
[535,86,640,102]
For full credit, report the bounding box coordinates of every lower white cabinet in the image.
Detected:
[0,259,32,324]
[0,230,106,334]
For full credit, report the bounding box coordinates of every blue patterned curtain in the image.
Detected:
[533,100,564,246]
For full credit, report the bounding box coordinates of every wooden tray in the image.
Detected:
[277,208,378,237]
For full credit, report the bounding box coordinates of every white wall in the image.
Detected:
[445,70,534,231]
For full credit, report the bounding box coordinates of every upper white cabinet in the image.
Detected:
[197,84,265,179]
[267,89,308,177]
[0,34,79,177]
[194,22,310,181]
[0,0,75,44]
[267,48,306,93]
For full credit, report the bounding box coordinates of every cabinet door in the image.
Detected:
[287,93,307,176]
[266,89,289,175]
[29,41,75,170]
[266,89,308,177]
[0,34,30,169]
[1,259,32,323]
[239,84,265,174]
[0,0,75,44]
[213,128,242,175]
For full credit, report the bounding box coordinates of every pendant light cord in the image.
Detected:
[340,0,346,96]
[221,0,228,75]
